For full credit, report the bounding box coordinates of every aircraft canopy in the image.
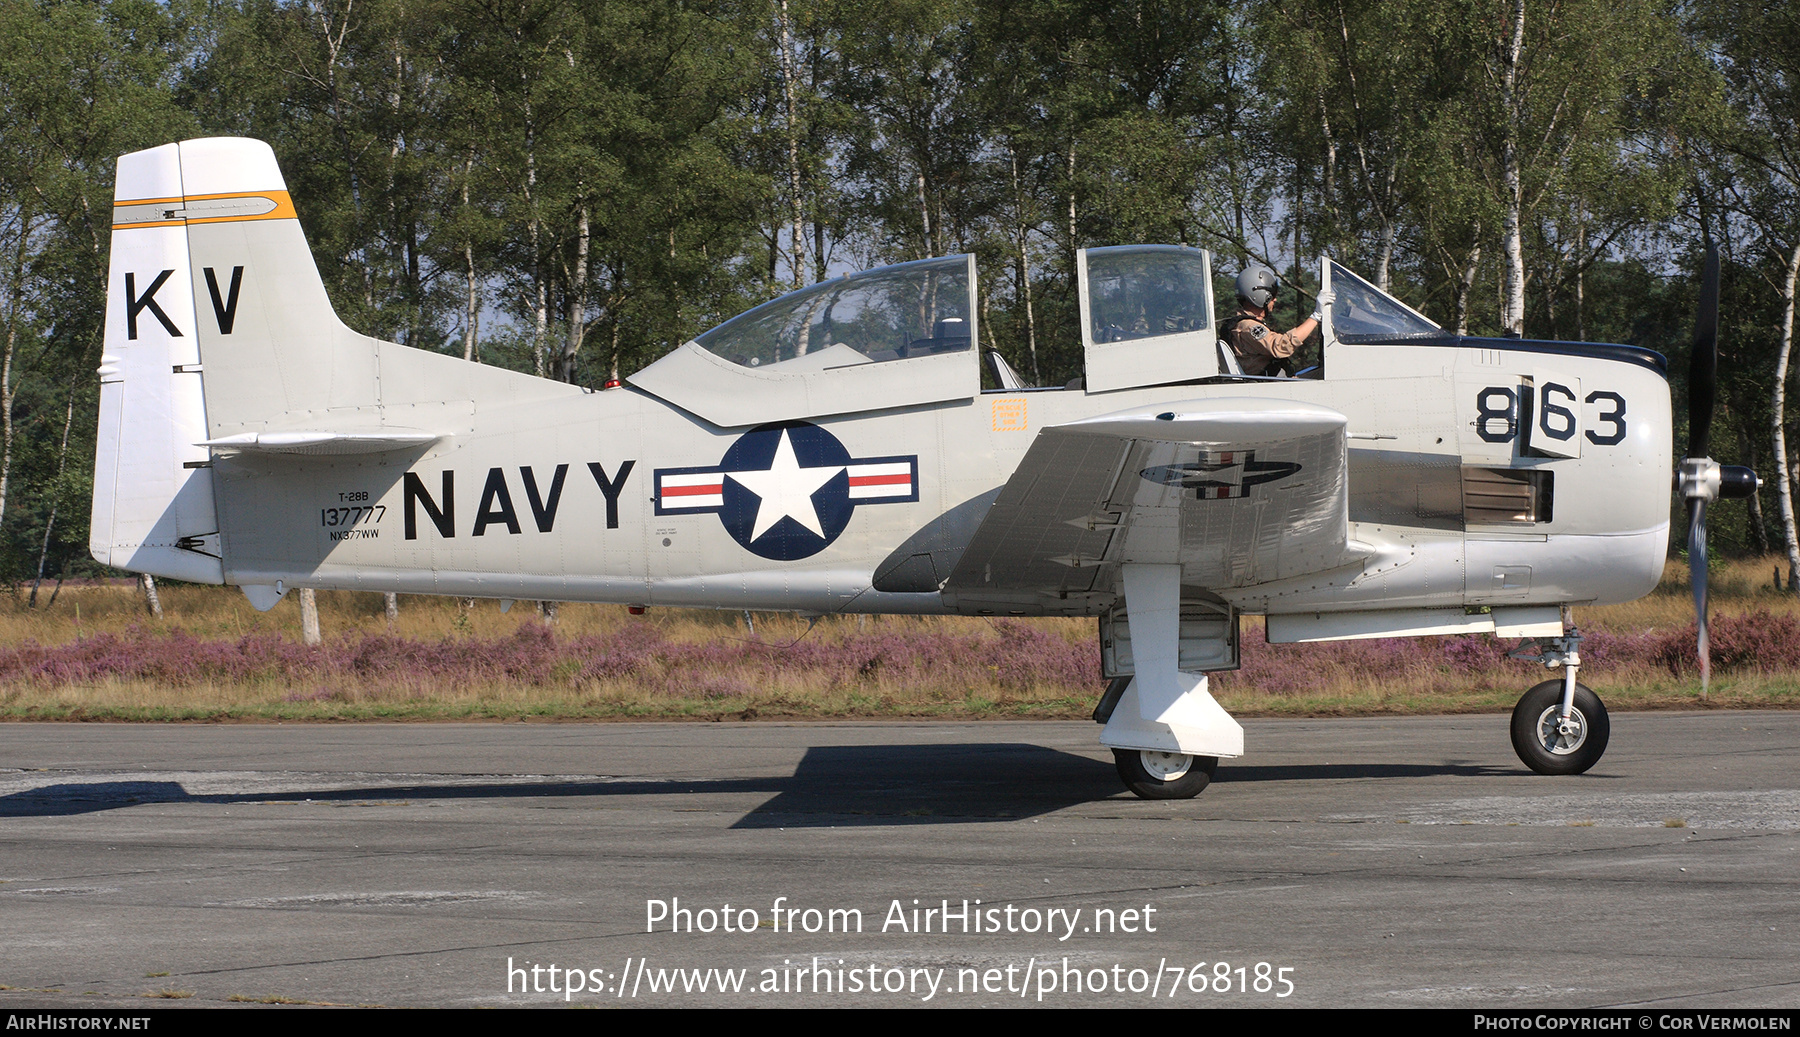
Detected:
[695,254,974,372]
[630,254,981,426]
[1326,261,1441,342]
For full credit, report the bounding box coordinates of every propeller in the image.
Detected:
[1678,246,1759,696]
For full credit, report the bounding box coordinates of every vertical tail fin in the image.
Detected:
[90,143,222,582]
[92,137,559,590]
[91,137,373,582]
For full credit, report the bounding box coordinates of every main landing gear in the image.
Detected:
[1507,625,1609,775]
[1095,566,1247,799]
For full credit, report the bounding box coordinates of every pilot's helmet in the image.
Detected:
[1236,265,1279,308]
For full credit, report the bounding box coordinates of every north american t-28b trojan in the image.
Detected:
[90,138,1753,797]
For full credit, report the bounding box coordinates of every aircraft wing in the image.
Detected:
[941,398,1364,613]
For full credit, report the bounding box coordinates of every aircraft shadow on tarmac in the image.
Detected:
[1221,762,1527,783]
[0,745,1116,825]
[0,748,1525,825]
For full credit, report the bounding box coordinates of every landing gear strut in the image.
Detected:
[1507,624,1609,775]
[1096,565,1245,799]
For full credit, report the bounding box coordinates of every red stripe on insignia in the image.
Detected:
[848,474,911,487]
[663,483,723,497]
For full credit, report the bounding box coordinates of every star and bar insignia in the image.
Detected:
[654,421,919,560]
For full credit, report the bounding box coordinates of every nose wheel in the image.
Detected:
[1510,679,1609,775]
[1114,749,1218,799]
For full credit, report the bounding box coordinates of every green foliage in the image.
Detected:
[0,0,195,588]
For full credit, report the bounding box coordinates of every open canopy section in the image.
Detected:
[1325,261,1441,342]
[630,255,980,427]
[1080,246,1219,392]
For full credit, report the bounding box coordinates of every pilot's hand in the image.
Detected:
[1310,289,1335,322]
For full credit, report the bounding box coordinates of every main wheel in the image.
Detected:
[1114,749,1218,799]
[1510,679,1609,775]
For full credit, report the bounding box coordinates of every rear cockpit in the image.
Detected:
[628,255,982,427]
[694,254,975,371]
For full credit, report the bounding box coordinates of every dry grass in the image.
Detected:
[0,555,1796,721]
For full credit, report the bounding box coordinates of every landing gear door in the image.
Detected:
[1080,246,1218,392]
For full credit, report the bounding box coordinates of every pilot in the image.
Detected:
[1223,266,1326,376]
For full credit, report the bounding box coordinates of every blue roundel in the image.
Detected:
[718,422,854,560]
[651,421,918,561]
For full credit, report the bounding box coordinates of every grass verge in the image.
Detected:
[2,557,1797,721]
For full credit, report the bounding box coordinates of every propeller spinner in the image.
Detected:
[1677,246,1760,695]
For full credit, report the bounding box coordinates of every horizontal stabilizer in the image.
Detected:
[199,429,445,455]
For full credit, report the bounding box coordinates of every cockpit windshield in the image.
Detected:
[694,254,975,371]
[1329,262,1441,341]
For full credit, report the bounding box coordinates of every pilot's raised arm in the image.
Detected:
[1221,265,1324,376]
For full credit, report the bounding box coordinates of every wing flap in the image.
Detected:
[943,398,1362,611]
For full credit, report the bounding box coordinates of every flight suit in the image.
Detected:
[1225,308,1303,376]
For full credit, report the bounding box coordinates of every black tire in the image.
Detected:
[1113,749,1218,799]
[1510,679,1609,776]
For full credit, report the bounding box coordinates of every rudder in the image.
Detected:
[91,143,222,582]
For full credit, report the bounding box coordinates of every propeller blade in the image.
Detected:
[1687,246,1719,462]
[1689,497,1710,697]
[1683,246,1720,698]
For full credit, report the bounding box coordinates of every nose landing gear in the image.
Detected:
[1507,625,1609,775]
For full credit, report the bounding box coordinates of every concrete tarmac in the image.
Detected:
[1,713,1796,1008]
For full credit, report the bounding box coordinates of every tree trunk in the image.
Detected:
[311,0,370,307]
[1498,0,1528,336]
[1009,147,1039,383]
[1376,213,1395,293]
[140,574,163,619]
[778,0,805,289]
[1455,240,1482,336]
[557,198,589,382]
[384,591,398,630]
[462,154,479,362]
[300,588,322,646]
[1064,138,1077,260]
[1772,239,1800,595]
[917,171,933,259]
[522,114,547,378]
[1576,202,1587,341]
[1292,158,1303,325]
[1742,434,1770,555]
[28,378,77,608]
[1317,91,1338,251]
[0,214,29,538]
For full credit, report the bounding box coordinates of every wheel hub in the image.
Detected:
[1139,750,1193,781]
[1534,706,1588,755]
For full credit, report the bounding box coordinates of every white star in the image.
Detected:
[1201,460,1246,487]
[727,429,844,541]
